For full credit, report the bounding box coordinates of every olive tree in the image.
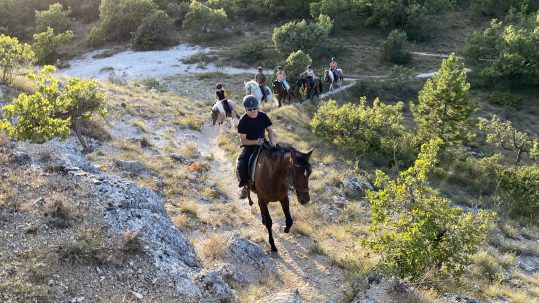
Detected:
[35,3,72,34]
[272,19,330,57]
[0,34,35,84]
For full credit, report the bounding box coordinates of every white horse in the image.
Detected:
[244,80,276,106]
[324,69,344,91]
[211,100,239,130]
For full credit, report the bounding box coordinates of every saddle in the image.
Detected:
[247,143,280,190]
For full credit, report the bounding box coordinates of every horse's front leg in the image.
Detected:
[258,199,277,252]
[279,197,293,233]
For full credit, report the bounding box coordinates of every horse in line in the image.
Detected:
[272,80,291,107]
[324,69,344,91]
[245,145,313,252]
[295,74,323,102]
[244,80,276,107]
[211,100,239,130]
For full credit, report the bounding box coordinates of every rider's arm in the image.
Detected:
[239,133,263,146]
[266,127,276,147]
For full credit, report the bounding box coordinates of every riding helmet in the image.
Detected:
[215,83,223,89]
[331,57,335,61]
[277,66,283,70]
[243,95,259,109]
[307,65,312,69]
[257,67,263,71]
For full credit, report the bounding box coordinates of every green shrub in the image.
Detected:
[86,26,106,47]
[272,19,330,58]
[0,34,35,84]
[498,165,539,220]
[311,98,405,156]
[266,0,315,20]
[463,10,539,88]
[485,91,523,108]
[364,140,495,281]
[236,41,265,64]
[132,10,176,50]
[1,66,107,152]
[207,0,265,18]
[35,3,72,34]
[382,30,412,64]
[32,27,74,65]
[310,0,358,30]
[99,0,158,41]
[183,0,228,40]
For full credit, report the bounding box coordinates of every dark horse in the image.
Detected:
[295,73,323,102]
[245,145,313,252]
[272,80,291,107]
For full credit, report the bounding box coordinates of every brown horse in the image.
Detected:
[295,74,323,102]
[272,80,291,107]
[245,145,313,252]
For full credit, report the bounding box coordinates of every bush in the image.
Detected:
[498,165,539,220]
[99,0,158,41]
[0,66,107,152]
[485,91,523,108]
[132,10,176,51]
[86,26,106,47]
[382,30,412,64]
[364,140,495,281]
[311,98,406,156]
[183,0,228,40]
[63,0,100,22]
[310,0,358,30]
[272,20,330,58]
[35,3,72,34]
[207,0,265,18]
[463,10,539,88]
[0,34,35,84]
[266,0,315,20]
[32,27,74,65]
[236,41,265,64]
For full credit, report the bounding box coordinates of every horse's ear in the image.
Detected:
[305,148,314,158]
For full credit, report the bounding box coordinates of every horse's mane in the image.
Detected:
[264,144,311,170]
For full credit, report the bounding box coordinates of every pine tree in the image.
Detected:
[411,53,478,150]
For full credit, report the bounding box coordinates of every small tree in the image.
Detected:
[411,53,478,150]
[479,115,539,165]
[382,30,412,64]
[0,34,35,85]
[35,3,72,34]
[1,66,106,152]
[132,10,176,50]
[272,19,330,58]
[99,0,158,41]
[32,27,74,65]
[364,139,495,280]
[183,0,227,39]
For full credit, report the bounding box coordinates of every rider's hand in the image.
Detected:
[257,138,264,145]
[269,141,276,147]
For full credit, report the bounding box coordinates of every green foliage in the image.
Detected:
[411,54,478,150]
[32,27,74,65]
[98,0,158,41]
[1,66,107,151]
[283,50,312,87]
[485,91,523,108]
[265,0,316,20]
[85,26,106,47]
[479,115,539,165]
[35,3,72,34]
[364,139,495,281]
[310,0,358,30]
[463,10,539,88]
[132,10,176,51]
[0,34,35,84]
[498,165,539,220]
[469,0,539,17]
[207,0,265,18]
[183,0,228,40]
[62,0,100,22]
[236,41,265,64]
[272,19,330,58]
[382,30,412,64]
[311,98,406,156]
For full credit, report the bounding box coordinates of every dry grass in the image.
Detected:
[196,233,227,261]
[118,230,143,253]
[180,142,200,159]
[57,227,109,264]
[45,193,74,228]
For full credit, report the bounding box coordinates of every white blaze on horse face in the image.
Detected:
[304,169,307,177]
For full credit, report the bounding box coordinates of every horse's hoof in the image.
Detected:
[270,247,278,253]
[283,226,291,233]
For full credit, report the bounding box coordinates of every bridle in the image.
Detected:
[291,160,310,193]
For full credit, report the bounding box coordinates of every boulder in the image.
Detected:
[259,289,302,303]
[194,270,238,303]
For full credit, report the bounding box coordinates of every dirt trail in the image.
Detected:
[196,121,350,302]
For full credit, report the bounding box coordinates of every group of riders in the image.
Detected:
[213,58,339,199]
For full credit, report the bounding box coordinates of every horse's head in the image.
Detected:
[324,70,331,82]
[210,106,219,125]
[290,148,313,205]
[295,78,304,87]
[272,80,280,90]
